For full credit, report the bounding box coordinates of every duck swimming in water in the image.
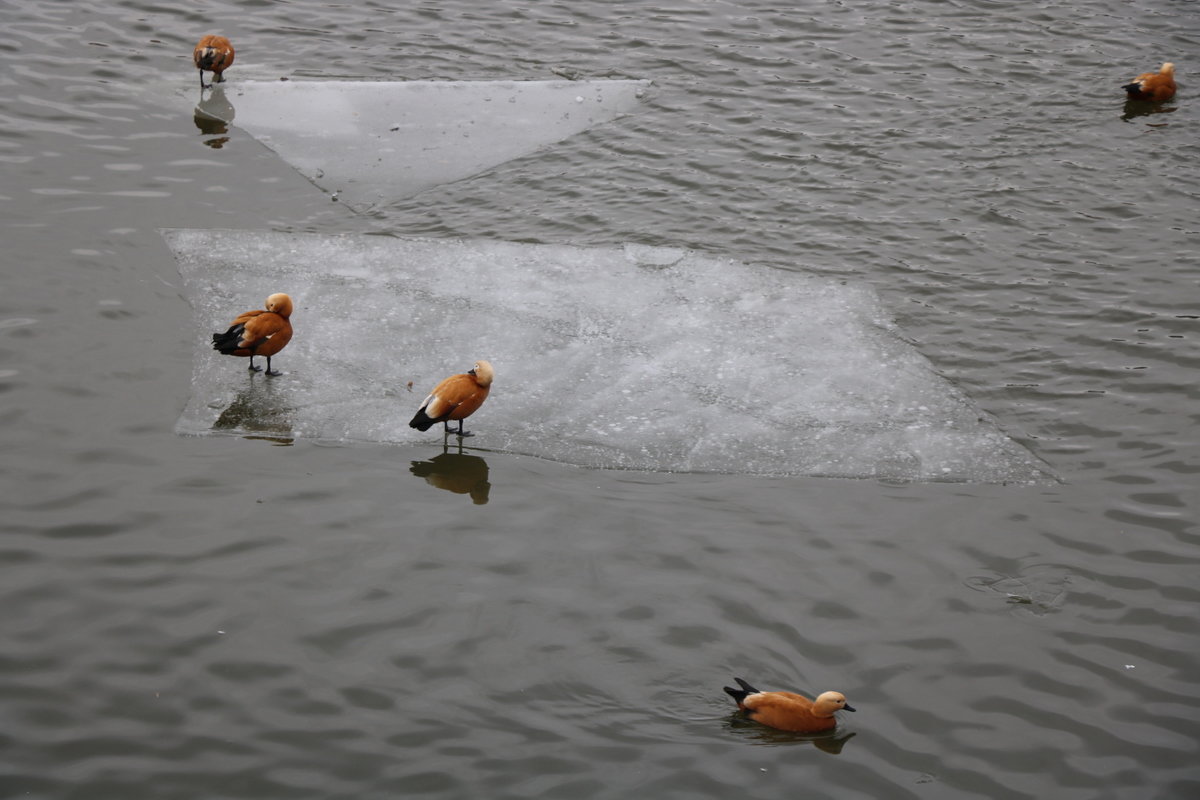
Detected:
[724,677,855,733]
[1122,62,1176,102]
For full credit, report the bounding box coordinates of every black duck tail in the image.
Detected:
[723,677,760,706]
[409,408,437,431]
[212,323,245,354]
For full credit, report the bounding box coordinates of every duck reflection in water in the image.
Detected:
[212,378,295,445]
[194,87,235,148]
[410,446,491,504]
[1121,99,1177,122]
[726,716,857,754]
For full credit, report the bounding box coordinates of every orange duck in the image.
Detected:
[409,360,494,437]
[724,677,855,733]
[194,35,235,89]
[211,293,293,376]
[1122,62,1176,102]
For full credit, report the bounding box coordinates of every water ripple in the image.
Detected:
[2,0,1199,798]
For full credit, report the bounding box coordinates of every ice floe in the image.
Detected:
[165,229,1050,482]
[190,79,650,209]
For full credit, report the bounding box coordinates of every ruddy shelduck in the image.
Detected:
[409,360,494,437]
[211,293,293,377]
[194,35,235,90]
[1122,62,1176,102]
[724,678,855,733]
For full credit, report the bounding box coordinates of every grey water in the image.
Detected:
[2,1,1198,799]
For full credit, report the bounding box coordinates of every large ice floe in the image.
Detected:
[191,79,650,209]
[165,229,1051,482]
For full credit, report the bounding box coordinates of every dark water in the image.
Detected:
[3,1,1198,798]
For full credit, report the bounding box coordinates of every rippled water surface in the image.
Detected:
[2,1,1198,798]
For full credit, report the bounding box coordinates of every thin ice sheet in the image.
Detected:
[191,79,651,209]
[165,229,1051,482]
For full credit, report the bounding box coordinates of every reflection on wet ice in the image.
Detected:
[211,376,295,444]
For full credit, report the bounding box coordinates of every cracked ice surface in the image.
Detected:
[165,228,1050,482]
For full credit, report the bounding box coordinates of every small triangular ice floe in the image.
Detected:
[191,79,650,209]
